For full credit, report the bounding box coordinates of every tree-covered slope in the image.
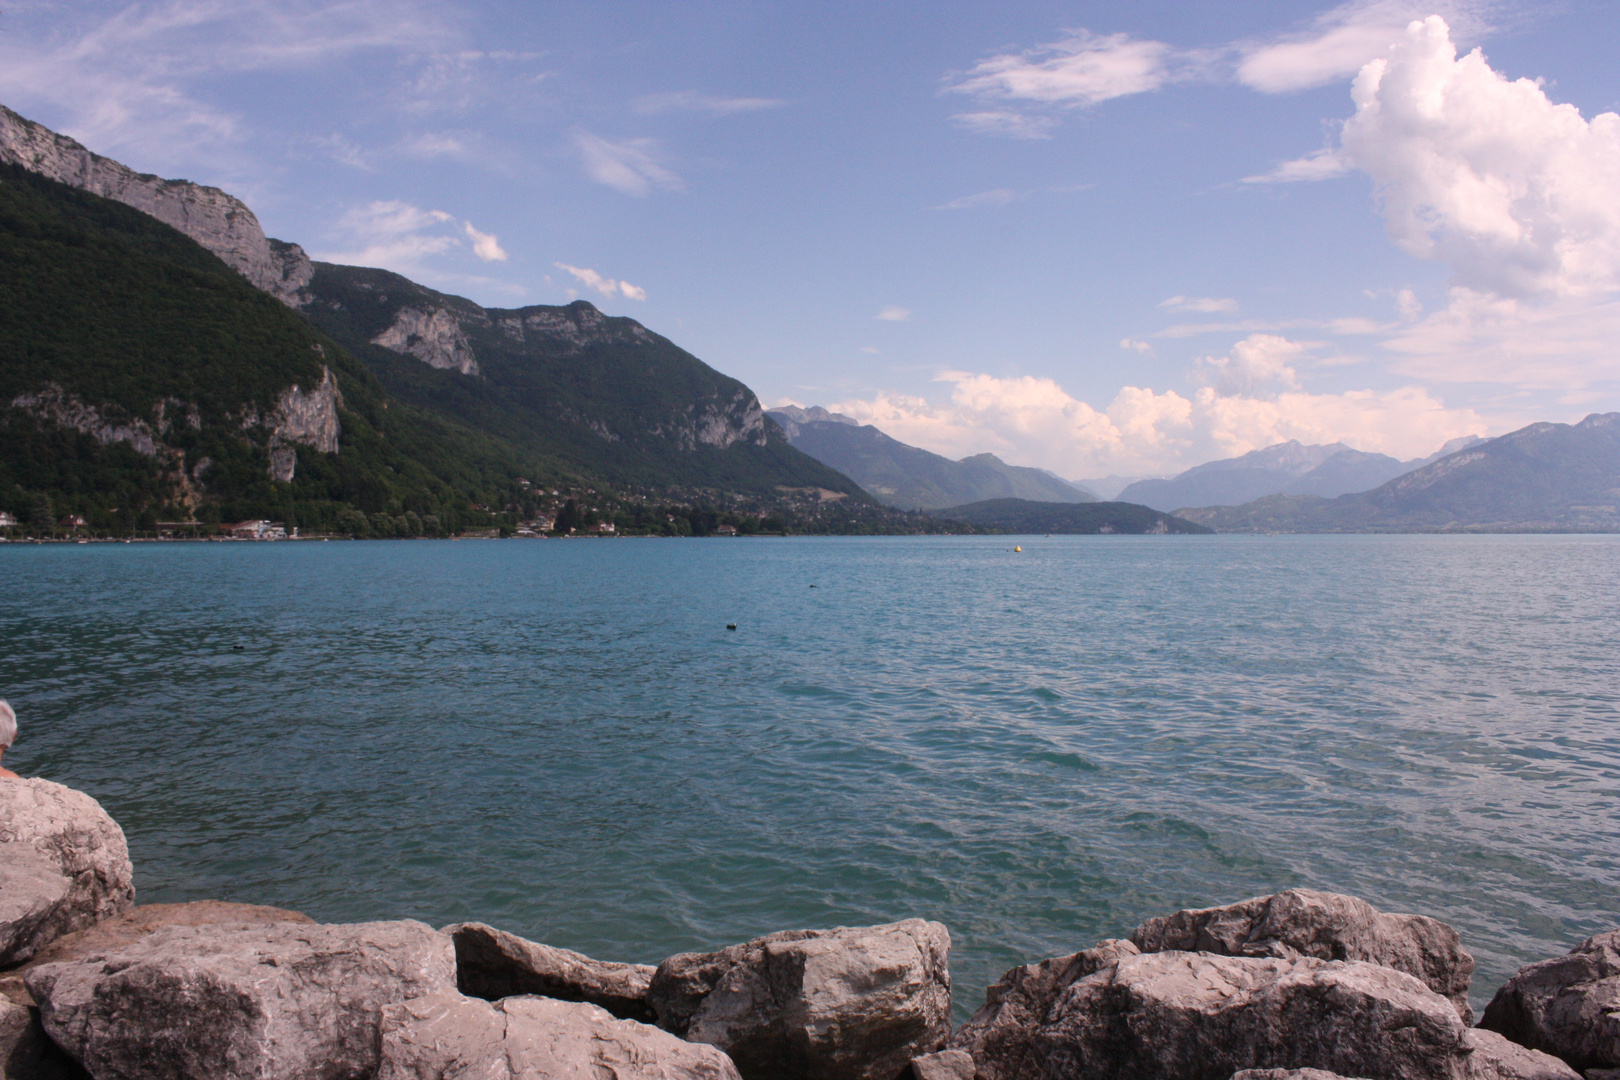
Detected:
[1178,414,1620,532]
[938,498,1211,534]
[0,161,557,532]
[299,264,861,497]
[767,411,1095,509]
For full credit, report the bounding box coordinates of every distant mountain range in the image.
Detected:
[766,405,1097,510]
[1118,436,1484,512]
[938,498,1211,535]
[1178,414,1620,532]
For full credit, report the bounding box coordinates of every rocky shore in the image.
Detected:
[2,776,1615,1080]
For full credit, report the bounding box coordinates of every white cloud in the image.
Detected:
[632,91,786,116]
[1244,147,1350,183]
[1120,338,1155,355]
[1396,288,1423,321]
[1194,333,1307,396]
[876,306,912,322]
[572,131,682,197]
[931,188,1021,211]
[554,263,646,301]
[949,31,1177,106]
[1160,295,1240,313]
[0,1,454,173]
[1339,17,1620,301]
[1235,0,1458,93]
[463,222,508,262]
[315,200,508,280]
[829,365,1485,477]
[948,111,1056,140]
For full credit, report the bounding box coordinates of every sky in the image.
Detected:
[2,1,1618,479]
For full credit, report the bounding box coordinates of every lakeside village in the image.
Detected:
[0,482,863,542]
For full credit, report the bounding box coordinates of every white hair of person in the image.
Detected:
[0,700,14,748]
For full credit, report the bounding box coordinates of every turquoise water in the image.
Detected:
[2,535,1617,1019]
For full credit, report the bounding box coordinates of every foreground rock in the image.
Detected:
[1132,889,1476,1021]
[962,949,1471,1080]
[0,778,136,967]
[1231,1072,1369,1080]
[377,989,741,1080]
[904,1049,976,1080]
[27,919,454,1080]
[1461,1029,1581,1080]
[2,993,86,1080]
[648,919,951,1080]
[1479,929,1620,1071]
[952,938,1142,1074]
[443,921,655,1021]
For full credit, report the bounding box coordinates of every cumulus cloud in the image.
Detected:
[573,131,682,197]
[1194,334,1308,396]
[1339,17,1620,300]
[555,263,646,301]
[315,200,507,277]
[877,306,913,322]
[829,365,1484,477]
[1120,338,1155,355]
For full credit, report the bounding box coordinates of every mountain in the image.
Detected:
[0,103,883,533]
[1118,436,1486,511]
[0,158,550,534]
[0,103,313,306]
[1178,415,1620,532]
[298,264,859,496]
[766,408,1097,509]
[1072,474,1159,500]
[938,498,1211,535]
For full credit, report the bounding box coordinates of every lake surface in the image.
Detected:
[3,534,1617,1019]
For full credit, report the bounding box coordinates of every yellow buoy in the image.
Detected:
[1014,545,1022,552]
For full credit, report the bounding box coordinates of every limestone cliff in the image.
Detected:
[266,366,344,481]
[0,103,312,306]
[371,307,479,376]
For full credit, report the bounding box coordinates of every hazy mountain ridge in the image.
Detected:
[938,498,1211,535]
[1178,414,1620,532]
[1119,436,1485,511]
[767,409,1096,509]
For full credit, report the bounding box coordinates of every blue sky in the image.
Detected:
[3,1,1618,478]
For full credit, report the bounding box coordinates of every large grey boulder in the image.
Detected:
[442,921,655,1021]
[904,1049,976,1080]
[965,949,1472,1080]
[1479,929,1620,1071]
[648,919,952,1080]
[952,938,1141,1075]
[1132,889,1476,1021]
[25,919,455,1080]
[1461,1029,1581,1080]
[0,778,135,967]
[376,989,741,1080]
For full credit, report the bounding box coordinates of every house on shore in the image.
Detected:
[225,520,287,540]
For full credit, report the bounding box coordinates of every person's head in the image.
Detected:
[0,700,15,751]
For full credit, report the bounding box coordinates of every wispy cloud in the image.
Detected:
[948,31,1181,107]
[632,91,787,116]
[1160,295,1240,313]
[876,306,913,322]
[555,263,646,301]
[572,131,682,197]
[947,110,1056,140]
[315,199,508,277]
[930,188,1022,211]
[1244,148,1351,183]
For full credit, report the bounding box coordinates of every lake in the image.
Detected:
[2,534,1616,1019]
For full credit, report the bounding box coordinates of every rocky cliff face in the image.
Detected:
[0,103,313,306]
[371,307,480,375]
[266,366,344,481]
